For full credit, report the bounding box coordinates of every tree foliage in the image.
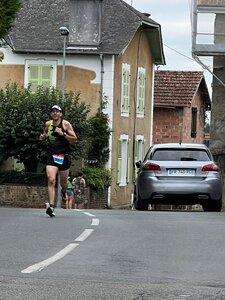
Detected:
[0,84,90,172]
[86,111,111,168]
[82,166,112,191]
[0,0,22,39]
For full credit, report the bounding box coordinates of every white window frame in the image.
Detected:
[117,134,129,186]
[24,59,57,89]
[136,67,146,117]
[121,63,130,117]
[134,135,145,178]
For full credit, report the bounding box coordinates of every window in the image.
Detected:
[25,60,56,92]
[191,107,197,138]
[134,135,145,177]
[135,135,145,162]
[117,135,131,186]
[151,149,210,161]
[121,64,130,116]
[136,68,146,116]
[69,0,101,46]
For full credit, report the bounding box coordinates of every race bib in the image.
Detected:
[52,154,65,165]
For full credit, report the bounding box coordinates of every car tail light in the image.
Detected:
[202,163,219,172]
[143,162,161,171]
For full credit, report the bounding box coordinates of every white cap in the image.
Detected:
[51,105,62,112]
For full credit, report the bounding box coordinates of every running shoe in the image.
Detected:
[46,203,55,217]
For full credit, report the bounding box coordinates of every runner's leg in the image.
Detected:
[46,165,58,206]
[59,169,70,195]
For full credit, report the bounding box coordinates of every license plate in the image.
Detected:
[167,169,195,176]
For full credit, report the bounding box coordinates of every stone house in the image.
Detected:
[153,70,211,144]
[0,0,165,208]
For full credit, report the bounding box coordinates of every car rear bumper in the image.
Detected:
[137,175,222,203]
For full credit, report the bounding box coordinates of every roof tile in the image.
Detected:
[154,70,211,108]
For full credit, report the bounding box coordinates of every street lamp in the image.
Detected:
[59,26,69,105]
[56,26,69,208]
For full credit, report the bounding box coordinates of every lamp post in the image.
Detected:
[56,26,69,208]
[59,26,69,105]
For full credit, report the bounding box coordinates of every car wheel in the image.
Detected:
[202,198,222,212]
[133,192,148,211]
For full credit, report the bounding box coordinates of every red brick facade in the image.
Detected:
[153,71,210,144]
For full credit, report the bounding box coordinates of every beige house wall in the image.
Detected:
[110,29,154,207]
[0,64,99,116]
[58,65,100,115]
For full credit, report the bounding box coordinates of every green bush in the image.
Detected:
[0,168,112,192]
[0,170,47,185]
[82,167,112,191]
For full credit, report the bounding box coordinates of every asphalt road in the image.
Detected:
[1,207,225,299]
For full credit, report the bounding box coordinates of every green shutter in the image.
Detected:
[126,139,131,183]
[117,140,122,184]
[28,64,53,92]
[143,139,146,159]
[134,140,138,178]
[41,65,53,88]
[28,65,39,92]
[134,140,138,163]
[121,66,130,114]
[137,69,145,114]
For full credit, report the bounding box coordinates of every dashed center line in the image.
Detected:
[21,243,79,274]
[21,210,99,274]
[74,229,94,242]
[91,218,99,226]
[84,212,95,217]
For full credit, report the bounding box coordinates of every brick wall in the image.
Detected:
[0,184,48,208]
[153,108,182,143]
[0,184,108,209]
[153,95,205,145]
[88,190,108,209]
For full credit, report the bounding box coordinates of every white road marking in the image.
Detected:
[21,243,79,274]
[21,210,99,274]
[74,229,94,242]
[91,218,99,226]
[83,212,95,217]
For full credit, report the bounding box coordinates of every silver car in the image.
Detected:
[134,143,223,211]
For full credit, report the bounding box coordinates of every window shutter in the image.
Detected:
[117,140,122,184]
[126,139,131,183]
[191,107,197,138]
[137,69,146,115]
[41,65,53,88]
[121,65,130,114]
[28,65,39,92]
[134,140,138,164]
[28,64,53,92]
[143,139,146,159]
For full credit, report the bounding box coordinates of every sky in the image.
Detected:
[123,0,213,95]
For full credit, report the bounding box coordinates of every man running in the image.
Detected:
[39,105,77,217]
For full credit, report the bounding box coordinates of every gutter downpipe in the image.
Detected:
[99,53,111,207]
[99,54,104,113]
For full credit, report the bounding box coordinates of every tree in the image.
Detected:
[86,111,111,168]
[0,0,22,39]
[0,84,90,172]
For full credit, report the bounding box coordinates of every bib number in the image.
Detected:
[52,154,65,165]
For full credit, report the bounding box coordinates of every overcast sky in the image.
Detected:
[123,0,213,94]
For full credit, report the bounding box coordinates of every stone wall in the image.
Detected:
[0,184,48,208]
[0,184,108,209]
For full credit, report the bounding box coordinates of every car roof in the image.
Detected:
[151,143,209,150]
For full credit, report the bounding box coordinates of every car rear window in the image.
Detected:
[151,149,211,161]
